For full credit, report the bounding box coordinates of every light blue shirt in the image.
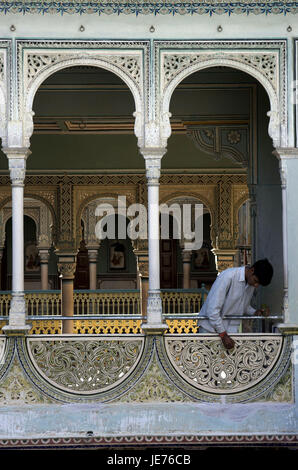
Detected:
[198,266,256,333]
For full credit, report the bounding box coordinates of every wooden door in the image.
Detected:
[74,240,90,289]
[160,239,177,289]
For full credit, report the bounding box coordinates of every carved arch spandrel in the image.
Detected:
[16,41,149,148]
[156,41,287,149]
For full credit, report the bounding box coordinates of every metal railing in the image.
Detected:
[0,289,141,317]
[0,288,283,334]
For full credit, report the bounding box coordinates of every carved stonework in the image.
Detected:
[165,335,283,394]
[0,357,53,405]
[142,150,166,183]
[1,1,298,17]
[212,249,237,272]
[28,337,143,394]
[16,40,149,147]
[146,291,164,325]
[156,41,286,147]
[57,262,77,279]
[117,353,193,403]
[255,364,292,403]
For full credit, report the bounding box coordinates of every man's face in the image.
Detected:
[246,268,260,288]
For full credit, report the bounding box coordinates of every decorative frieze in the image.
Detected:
[0,1,298,17]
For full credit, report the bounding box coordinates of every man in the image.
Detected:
[198,259,273,350]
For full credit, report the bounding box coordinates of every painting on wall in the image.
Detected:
[109,241,126,270]
[194,242,211,270]
[25,242,40,273]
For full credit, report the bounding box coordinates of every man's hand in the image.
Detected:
[219,332,235,350]
[255,306,270,316]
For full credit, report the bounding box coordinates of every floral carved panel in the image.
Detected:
[165,335,283,394]
[27,336,144,395]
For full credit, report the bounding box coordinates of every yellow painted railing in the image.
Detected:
[160,288,207,314]
[73,290,140,315]
[0,288,208,335]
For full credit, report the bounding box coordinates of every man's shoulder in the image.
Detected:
[218,266,243,279]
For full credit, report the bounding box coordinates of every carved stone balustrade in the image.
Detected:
[0,333,292,405]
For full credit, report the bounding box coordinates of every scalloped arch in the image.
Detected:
[23,54,144,146]
[162,57,280,148]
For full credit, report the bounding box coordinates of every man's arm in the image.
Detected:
[246,305,257,316]
[204,273,235,349]
[246,305,269,316]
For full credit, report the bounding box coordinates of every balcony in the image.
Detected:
[0,288,281,335]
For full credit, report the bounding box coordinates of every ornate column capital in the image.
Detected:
[3,147,31,186]
[273,147,298,189]
[140,148,166,184]
[56,252,77,280]
[181,249,192,264]
[38,248,50,264]
[143,118,171,149]
[87,247,99,263]
[135,252,149,279]
[212,248,238,272]
[57,262,77,280]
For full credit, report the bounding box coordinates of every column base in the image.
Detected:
[142,290,168,334]
[141,323,168,335]
[4,293,31,335]
[276,323,298,335]
[2,324,32,336]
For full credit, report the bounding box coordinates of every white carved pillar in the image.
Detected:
[0,247,4,290]
[140,149,167,333]
[3,148,31,335]
[38,249,50,290]
[274,148,298,334]
[87,247,98,290]
[182,249,192,289]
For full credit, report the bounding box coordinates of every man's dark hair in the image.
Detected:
[252,258,273,286]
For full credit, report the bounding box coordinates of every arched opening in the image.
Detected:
[164,65,283,319]
[236,199,252,267]
[97,214,137,290]
[29,65,142,172]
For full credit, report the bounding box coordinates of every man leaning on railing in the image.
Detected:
[198,259,274,350]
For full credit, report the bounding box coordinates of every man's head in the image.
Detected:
[245,259,273,288]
